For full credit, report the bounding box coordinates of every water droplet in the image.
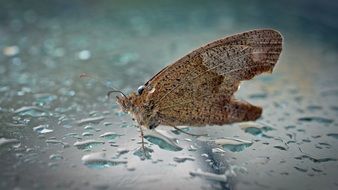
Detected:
[273,145,287,151]
[189,169,228,182]
[40,128,53,134]
[116,148,129,157]
[78,50,91,60]
[173,156,195,163]
[294,166,308,172]
[214,138,253,152]
[81,152,127,169]
[188,145,197,151]
[212,147,226,153]
[99,132,121,140]
[14,106,49,117]
[249,93,267,99]
[321,89,338,97]
[73,140,105,150]
[144,129,183,151]
[33,124,53,134]
[298,117,333,124]
[48,162,59,168]
[82,132,94,137]
[0,85,9,92]
[244,127,263,136]
[286,133,293,139]
[120,122,132,128]
[168,162,177,167]
[63,124,73,129]
[285,125,296,130]
[239,122,274,137]
[330,106,338,112]
[3,46,20,56]
[307,105,322,111]
[49,154,64,161]
[84,125,95,130]
[116,52,139,65]
[64,133,82,139]
[5,121,28,127]
[312,168,322,173]
[89,111,99,116]
[171,126,190,135]
[126,165,136,171]
[133,147,153,160]
[286,140,296,145]
[184,138,192,142]
[45,139,69,148]
[294,155,337,163]
[76,116,105,125]
[103,122,113,126]
[327,133,338,140]
[93,184,110,190]
[0,137,20,147]
[34,93,57,105]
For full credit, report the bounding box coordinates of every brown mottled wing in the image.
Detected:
[144,29,282,126]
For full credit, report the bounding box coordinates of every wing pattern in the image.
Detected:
[143,29,282,126]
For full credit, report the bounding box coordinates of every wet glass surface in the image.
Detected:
[1,0,338,190]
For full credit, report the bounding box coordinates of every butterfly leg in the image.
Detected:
[139,126,146,152]
[138,126,152,159]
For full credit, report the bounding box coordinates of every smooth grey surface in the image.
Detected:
[1,1,338,190]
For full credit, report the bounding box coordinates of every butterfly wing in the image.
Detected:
[143,29,282,126]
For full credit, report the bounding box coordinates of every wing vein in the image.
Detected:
[154,46,251,106]
[158,62,274,111]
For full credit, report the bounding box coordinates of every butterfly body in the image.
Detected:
[116,29,283,130]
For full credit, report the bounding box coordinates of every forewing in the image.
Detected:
[142,29,282,126]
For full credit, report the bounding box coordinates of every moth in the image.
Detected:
[113,29,282,145]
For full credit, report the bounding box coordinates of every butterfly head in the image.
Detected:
[116,85,159,130]
[116,92,136,113]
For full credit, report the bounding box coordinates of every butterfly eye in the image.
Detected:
[137,85,145,95]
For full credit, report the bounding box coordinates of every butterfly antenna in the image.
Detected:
[80,72,119,89]
[173,126,208,137]
[80,72,134,109]
[107,90,133,108]
[107,90,127,99]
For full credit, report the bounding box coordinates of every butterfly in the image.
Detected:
[112,29,283,149]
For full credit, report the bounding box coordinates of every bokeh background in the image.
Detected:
[1,0,338,190]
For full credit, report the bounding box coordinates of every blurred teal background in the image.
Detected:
[1,1,338,190]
